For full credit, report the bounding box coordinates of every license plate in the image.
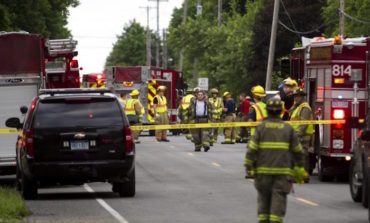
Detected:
[332,100,348,108]
[71,140,89,150]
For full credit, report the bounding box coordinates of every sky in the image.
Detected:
[67,0,183,74]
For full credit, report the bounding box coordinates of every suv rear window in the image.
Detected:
[32,98,124,128]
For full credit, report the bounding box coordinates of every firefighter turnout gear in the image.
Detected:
[209,89,223,143]
[154,88,169,142]
[180,93,195,140]
[250,101,268,136]
[237,94,251,143]
[245,98,304,223]
[290,89,313,180]
[222,93,236,144]
[185,91,214,152]
[125,93,145,143]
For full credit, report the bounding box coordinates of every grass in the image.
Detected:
[0,187,31,221]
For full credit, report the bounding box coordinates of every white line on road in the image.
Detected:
[212,162,221,167]
[296,197,319,207]
[187,152,194,157]
[83,184,130,223]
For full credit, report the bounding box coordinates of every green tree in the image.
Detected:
[105,20,147,67]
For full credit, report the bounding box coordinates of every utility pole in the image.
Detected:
[162,29,168,68]
[179,0,188,71]
[339,0,345,36]
[192,0,202,87]
[265,0,280,91]
[149,0,168,67]
[140,6,156,66]
[217,0,222,26]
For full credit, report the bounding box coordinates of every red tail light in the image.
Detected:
[25,129,34,157]
[333,109,345,119]
[124,126,134,154]
[70,59,79,68]
[97,74,102,80]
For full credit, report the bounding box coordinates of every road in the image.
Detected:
[1,135,368,223]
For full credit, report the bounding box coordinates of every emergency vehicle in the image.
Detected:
[81,73,106,88]
[0,32,80,175]
[105,66,186,135]
[291,36,369,181]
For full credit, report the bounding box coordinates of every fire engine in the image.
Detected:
[81,73,106,88]
[291,36,369,181]
[105,66,186,135]
[0,32,80,176]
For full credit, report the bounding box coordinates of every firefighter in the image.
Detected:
[290,88,313,182]
[245,96,305,223]
[153,85,170,142]
[249,85,267,136]
[279,78,298,120]
[179,88,195,140]
[185,90,214,152]
[237,93,251,143]
[221,91,236,144]
[208,88,224,145]
[125,90,145,144]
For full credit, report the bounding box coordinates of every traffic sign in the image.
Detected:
[198,78,208,91]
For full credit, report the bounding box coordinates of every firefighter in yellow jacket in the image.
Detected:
[153,85,170,142]
[249,85,268,136]
[290,88,313,182]
[208,88,223,144]
[179,88,195,140]
[125,90,145,144]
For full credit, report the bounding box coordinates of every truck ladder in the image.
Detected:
[46,38,77,56]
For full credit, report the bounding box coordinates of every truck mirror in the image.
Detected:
[359,129,370,141]
[20,106,28,114]
[5,117,21,129]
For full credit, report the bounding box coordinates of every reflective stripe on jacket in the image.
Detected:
[181,94,194,110]
[250,102,268,136]
[209,97,223,117]
[154,95,167,113]
[290,101,313,140]
[125,99,144,117]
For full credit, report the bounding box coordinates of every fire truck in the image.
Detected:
[105,66,186,135]
[291,36,369,181]
[0,32,80,175]
[81,73,106,88]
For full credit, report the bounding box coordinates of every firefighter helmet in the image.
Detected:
[210,88,219,94]
[157,85,166,91]
[223,91,231,97]
[130,89,140,96]
[193,87,200,93]
[251,85,266,98]
[283,78,298,87]
[266,97,283,112]
[292,88,307,96]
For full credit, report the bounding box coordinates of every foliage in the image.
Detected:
[0,0,79,38]
[0,187,31,220]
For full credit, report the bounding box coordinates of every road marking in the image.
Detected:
[83,184,130,223]
[212,162,221,167]
[248,179,255,183]
[187,152,194,157]
[296,197,319,207]
[170,145,175,149]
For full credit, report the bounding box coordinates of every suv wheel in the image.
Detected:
[21,172,38,200]
[113,169,135,197]
[349,161,362,202]
[15,164,21,191]
[362,161,369,208]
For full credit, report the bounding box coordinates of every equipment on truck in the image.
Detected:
[290,36,369,181]
[105,66,186,135]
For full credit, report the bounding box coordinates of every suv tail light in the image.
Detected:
[124,126,134,155]
[25,129,34,157]
[333,109,345,119]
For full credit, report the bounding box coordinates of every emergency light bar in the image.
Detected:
[39,88,111,96]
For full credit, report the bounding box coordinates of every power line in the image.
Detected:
[339,9,370,25]
[278,20,325,35]
[280,0,299,38]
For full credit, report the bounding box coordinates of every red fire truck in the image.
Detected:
[291,36,369,181]
[81,73,106,88]
[105,66,186,135]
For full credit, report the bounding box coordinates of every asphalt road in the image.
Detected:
[1,135,368,223]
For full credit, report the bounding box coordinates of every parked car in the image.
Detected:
[6,88,135,199]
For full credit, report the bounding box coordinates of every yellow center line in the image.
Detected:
[187,152,194,157]
[212,162,221,167]
[296,197,319,207]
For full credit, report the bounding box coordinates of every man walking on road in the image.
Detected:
[245,97,305,223]
[125,90,145,144]
[208,88,224,145]
[153,85,170,142]
[186,91,214,152]
[221,91,236,144]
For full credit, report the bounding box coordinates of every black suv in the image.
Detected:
[6,89,135,199]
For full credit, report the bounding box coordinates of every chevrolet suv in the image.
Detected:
[5,89,135,199]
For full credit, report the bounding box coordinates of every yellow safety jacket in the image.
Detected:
[181,94,194,110]
[250,102,268,136]
[125,99,145,117]
[290,102,313,141]
[154,95,167,113]
[209,97,223,119]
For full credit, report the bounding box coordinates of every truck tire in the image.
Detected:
[149,130,155,136]
[318,155,334,182]
[21,172,38,200]
[113,169,135,197]
[362,161,369,208]
[349,160,362,202]
[308,153,317,175]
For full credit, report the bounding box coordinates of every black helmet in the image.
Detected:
[266,97,282,112]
